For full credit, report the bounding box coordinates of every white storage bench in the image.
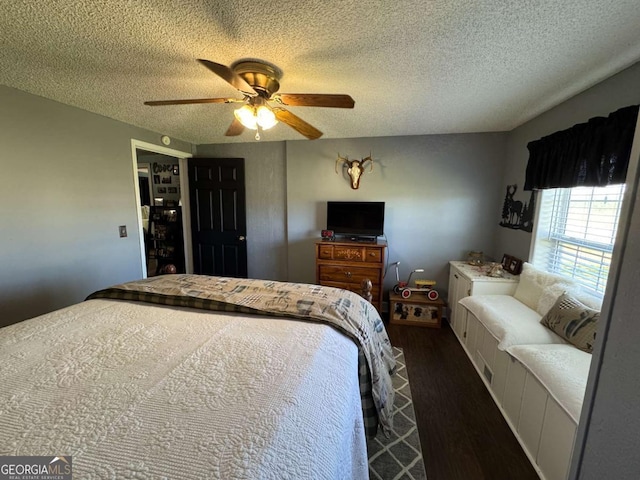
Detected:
[450,262,600,480]
[504,344,591,480]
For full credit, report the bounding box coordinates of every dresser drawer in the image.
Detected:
[332,245,366,262]
[318,265,380,285]
[364,248,382,263]
[318,244,334,259]
[317,244,384,263]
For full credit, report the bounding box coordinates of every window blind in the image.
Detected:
[531,184,625,296]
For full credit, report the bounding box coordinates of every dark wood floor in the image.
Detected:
[386,321,539,480]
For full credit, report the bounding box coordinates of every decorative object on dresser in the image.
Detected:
[448,261,520,341]
[316,239,386,312]
[321,229,335,240]
[501,254,524,275]
[467,250,484,266]
[335,153,374,189]
[389,292,445,328]
[487,262,504,277]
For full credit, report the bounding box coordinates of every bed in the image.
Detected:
[0,275,395,479]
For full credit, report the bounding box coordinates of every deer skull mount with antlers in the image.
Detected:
[335,154,374,189]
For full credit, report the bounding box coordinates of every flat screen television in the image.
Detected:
[326,201,385,238]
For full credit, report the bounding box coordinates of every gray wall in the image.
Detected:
[285,134,508,293]
[195,142,288,281]
[0,85,192,326]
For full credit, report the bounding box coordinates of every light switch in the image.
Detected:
[119,225,127,238]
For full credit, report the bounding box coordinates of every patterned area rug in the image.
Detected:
[368,347,427,480]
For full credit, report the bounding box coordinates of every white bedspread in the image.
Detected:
[0,299,368,479]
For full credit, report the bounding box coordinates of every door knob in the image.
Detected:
[239,236,246,241]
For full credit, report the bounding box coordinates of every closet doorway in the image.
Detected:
[130,139,193,278]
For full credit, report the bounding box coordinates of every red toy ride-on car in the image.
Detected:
[391,262,439,300]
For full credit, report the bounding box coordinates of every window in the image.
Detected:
[531,184,625,297]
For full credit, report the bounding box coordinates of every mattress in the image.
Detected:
[0,298,370,479]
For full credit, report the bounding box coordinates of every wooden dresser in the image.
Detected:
[315,239,386,312]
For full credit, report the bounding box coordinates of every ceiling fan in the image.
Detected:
[144,59,355,140]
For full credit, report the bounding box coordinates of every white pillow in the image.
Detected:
[514,263,545,311]
[514,263,579,316]
[537,282,574,316]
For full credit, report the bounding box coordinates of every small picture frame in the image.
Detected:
[501,254,523,275]
[153,175,160,184]
[161,176,172,184]
[157,187,167,194]
[154,197,164,206]
[167,187,178,194]
[172,165,179,175]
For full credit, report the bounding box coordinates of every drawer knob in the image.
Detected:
[344,271,352,278]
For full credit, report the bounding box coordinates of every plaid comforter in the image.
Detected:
[87,274,396,437]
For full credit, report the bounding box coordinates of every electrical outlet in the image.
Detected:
[119,225,127,238]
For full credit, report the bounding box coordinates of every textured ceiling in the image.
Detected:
[1,1,640,144]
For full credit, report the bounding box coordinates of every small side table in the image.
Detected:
[389,292,445,328]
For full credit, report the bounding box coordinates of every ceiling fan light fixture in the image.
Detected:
[256,105,277,130]
[233,104,277,131]
[234,105,258,130]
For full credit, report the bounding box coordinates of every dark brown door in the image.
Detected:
[188,158,247,277]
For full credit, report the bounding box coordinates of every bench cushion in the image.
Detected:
[506,344,592,423]
[459,295,567,350]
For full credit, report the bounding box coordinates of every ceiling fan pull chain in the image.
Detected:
[255,126,261,141]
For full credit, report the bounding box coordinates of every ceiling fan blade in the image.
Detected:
[144,98,243,106]
[273,107,323,140]
[197,59,257,96]
[273,94,355,108]
[225,118,245,136]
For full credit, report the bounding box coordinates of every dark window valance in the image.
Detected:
[524,105,639,190]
